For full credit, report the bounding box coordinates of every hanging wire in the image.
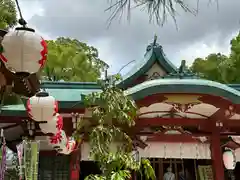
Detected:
[15,0,23,20]
[14,0,27,27]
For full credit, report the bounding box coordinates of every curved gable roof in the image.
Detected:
[125,79,240,104]
[118,38,177,88]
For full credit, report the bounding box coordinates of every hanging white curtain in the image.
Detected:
[80,142,211,160]
[138,142,211,159]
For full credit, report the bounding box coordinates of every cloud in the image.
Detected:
[20,0,240,72]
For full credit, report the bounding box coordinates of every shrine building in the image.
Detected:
[1,37,240,180]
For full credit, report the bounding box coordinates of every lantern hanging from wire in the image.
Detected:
[39,113,63,134]
[0,28,47,75]
[223,148,236,170]
[0,26,48,76]
[27,91,58,122]
[0,0,48,77]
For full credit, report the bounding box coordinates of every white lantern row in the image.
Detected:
[27,91,76,155]
[39,113,63,134]
[0,28,48,75]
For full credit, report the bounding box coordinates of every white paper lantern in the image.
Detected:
[48,130,67,151]
[223,149,236,170]
[39,113,63,134]
[27,91,58,122]
[231,136,240,144]
[0,28,47,74]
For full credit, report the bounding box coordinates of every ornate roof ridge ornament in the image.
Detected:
[146,34,162,52]
[163,60,200,79]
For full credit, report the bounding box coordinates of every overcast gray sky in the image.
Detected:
[20,0,240,74]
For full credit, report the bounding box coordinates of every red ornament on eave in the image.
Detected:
[0,28,48,74]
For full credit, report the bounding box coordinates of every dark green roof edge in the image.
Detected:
[118,46,177,88]
[125,79,240,104]
[228,84,240,90]
[38,81,240,92]
[41,81,101,89]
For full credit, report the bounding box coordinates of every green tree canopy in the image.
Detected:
[191,32,240,84]
[41,37,107,82]
[0,0,17,29]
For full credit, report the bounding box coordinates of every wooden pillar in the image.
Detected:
[210,125,224,180]
[70,148,81,180]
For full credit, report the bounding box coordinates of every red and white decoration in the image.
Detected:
[39,113,63,134]
[59,139,76,155]
[48,130,68,151]
[27,91,76,155]
[223,149,236,170]
[0,29,47,74]
[27,91,58,122]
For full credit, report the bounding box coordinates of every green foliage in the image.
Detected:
[41,37,107,82]
[191,53,230,83]
[74,74,155,180]
[191,32,240,84]
[0,0,17,29]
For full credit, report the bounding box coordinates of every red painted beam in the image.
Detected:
[146,134,199,142]
[0,116,29,123]
[60,108,85,114]
[224,120,240,127]
[136,117,207,127]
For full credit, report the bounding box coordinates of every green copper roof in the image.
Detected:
[118,36,177,88]
[125,79,240,104]
[41,81,101,109]
[41,81,101,103]
[2,80,240,116]
[1,104,26,116]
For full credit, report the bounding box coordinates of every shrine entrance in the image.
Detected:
[138,158,213,180]
[151,158,195,180]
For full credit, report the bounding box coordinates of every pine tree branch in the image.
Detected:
[105,0,218,26]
